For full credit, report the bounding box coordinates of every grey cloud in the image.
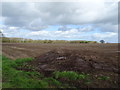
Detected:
[58,25,93,32]
[78,26,93,32]
[2,3,41,29]
[2,2,118,31]
[94,23,118,32]
[58,26,72,31]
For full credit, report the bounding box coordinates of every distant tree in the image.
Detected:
[100,40,105,43]
[0,30,5,37]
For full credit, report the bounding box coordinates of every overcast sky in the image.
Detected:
[0,0,118,43]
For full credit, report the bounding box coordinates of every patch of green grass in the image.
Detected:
[78,72,90,80]
[3,56,69,88]
[97,76,110,80]
[43,77,61,87]
[2,56,49,88]
[53,71,90,81]
[53,71,78,80]
[52,71,93,87]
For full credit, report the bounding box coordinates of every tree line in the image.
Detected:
[1,37,97,44]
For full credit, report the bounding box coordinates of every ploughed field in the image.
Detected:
[2,43,119,88]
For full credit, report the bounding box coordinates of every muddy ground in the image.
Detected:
[2,43,119,88]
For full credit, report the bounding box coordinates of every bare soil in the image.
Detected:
[2,43,119,88]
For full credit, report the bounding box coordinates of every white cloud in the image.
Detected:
[93,32,117,38]
[27,29,80,40]
[0,24,21,37]
[9,26,19,30]
[92,32,118,43]
[28,31,50,36]
[0,29,3,32]
[26,30,118,42]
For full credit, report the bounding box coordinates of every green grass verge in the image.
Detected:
[3,56,44,88]
[2,56,61,88]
